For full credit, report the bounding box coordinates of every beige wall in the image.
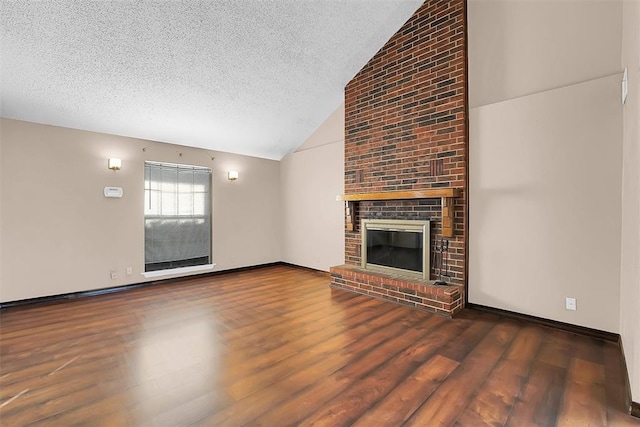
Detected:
[468,0,622,108]
[468,0,624,333]
[0,121,3,293]
[0,119,281,302]
[280,103,345,271]
[620,0,640,402]
[469,75,622,332]
[294,103,345,152]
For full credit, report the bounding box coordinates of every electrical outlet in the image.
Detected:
[565,297,577,311]
[110,269,118,280]
[126,266,133,275]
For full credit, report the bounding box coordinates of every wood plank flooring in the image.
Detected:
[0,264,637,426]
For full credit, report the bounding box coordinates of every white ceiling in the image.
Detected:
[1,0,423,160]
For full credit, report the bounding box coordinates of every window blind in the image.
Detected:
[144,161,212,272]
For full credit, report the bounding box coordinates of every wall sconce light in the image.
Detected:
[108,158,122,170]
[228,170,239,181]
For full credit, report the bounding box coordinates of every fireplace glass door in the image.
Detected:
[361,219,430,279]
[366,229,422,273]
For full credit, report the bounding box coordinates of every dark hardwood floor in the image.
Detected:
[0,264,637,426]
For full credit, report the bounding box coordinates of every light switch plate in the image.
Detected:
[622,68,628,105]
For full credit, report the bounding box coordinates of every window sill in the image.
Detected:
[141,264,216,279]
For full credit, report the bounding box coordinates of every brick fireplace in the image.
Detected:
[330,0,467,317]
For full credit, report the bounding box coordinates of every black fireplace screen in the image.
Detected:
[365,229,423,273]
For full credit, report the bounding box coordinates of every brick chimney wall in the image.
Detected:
[343,0,467,286]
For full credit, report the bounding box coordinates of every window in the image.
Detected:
[144,161,212,272]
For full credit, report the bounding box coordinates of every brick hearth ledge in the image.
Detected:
[330,264,464,317]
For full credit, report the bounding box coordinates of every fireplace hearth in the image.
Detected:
[330,264,463,317]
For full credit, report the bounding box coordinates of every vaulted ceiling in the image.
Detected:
[1,0,423,159]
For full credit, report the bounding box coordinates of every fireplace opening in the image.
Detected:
[362,219,430,279]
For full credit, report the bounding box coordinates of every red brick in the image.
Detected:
[338,0,467,313]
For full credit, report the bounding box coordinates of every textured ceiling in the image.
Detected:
[1,0,423,159]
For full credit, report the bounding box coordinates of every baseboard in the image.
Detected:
[466,303,619,342]
[617,336,640,419]
[280,262,331,277]
[0,282,148,309]
[0,262,285,309]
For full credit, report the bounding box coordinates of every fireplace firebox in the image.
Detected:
[361,219,430,279]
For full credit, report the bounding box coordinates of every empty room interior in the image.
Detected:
[1,0,639,425]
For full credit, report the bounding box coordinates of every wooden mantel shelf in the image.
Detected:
[336,188,460,202]
[337,188,462,237]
